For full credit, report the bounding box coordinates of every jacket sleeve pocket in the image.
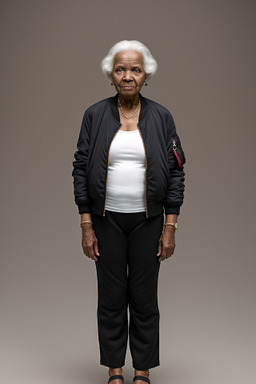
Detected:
[169,134,186,169]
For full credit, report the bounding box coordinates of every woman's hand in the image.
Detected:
[81,225,100,261]
[157,226,176,262]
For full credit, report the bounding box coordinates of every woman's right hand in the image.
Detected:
[81,225,100,261]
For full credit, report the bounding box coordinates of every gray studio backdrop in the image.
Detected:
[1,1,255,384]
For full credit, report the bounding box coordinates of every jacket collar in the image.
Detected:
[110,93,149,123]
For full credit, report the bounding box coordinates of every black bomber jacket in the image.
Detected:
[72,93,186,218]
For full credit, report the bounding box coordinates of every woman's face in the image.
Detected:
[111,50,146,97]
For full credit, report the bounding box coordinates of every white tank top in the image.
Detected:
[105,129,146,213]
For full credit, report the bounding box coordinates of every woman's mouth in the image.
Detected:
[121,85,134,90]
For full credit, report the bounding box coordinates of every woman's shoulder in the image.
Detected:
[83,96,114,116]
[142,96,175,129]
[142,95,174,118]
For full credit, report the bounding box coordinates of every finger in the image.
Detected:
[83,251,90,259]
[158,256,165,262]
[83,245,96,261]
[82,246,89,256]
[158,248,166,262]
[88,247,98,261]
[88,253,97,261]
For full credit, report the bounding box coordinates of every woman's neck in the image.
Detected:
[118,94,140,109]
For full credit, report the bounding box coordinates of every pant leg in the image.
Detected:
[127,213,164,370]
[92,212,128,368]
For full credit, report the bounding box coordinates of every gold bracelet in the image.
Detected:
[164,223,177,230]
[80,220,93,227]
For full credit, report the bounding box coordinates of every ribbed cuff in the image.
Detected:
[78,204,91,214]
[164,205,181,215]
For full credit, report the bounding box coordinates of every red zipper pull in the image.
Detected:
[172,140,183,169]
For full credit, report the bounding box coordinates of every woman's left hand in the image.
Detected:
[157,226,176,261]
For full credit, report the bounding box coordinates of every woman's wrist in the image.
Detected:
[164,222,177,230]
[80,220,93,228]
[164,213,178,231]
[80,213,93,227]
[165,214,177,224]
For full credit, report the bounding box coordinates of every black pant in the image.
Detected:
[92,210,164,370]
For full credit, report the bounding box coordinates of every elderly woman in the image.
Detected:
[72,40,185,384]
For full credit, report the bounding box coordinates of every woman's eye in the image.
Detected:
[116,68,123,73]
[133,68,140,73]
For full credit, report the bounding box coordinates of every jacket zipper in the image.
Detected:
[103,126,121,216]
[137,124,148,218]
[172,138,183,169]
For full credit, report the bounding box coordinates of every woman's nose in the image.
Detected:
[123,72,133,80]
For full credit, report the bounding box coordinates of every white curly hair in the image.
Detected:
[101,40,158,82]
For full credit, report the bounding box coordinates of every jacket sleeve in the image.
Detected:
[72,110,92,214]
[163,113,186,215]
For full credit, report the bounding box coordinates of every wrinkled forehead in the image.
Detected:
[113,50,144,65]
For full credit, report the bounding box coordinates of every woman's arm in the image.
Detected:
[73,111,99,261]
[163,113,186,215]
[158,112,185,262]
[72,111,92,214]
